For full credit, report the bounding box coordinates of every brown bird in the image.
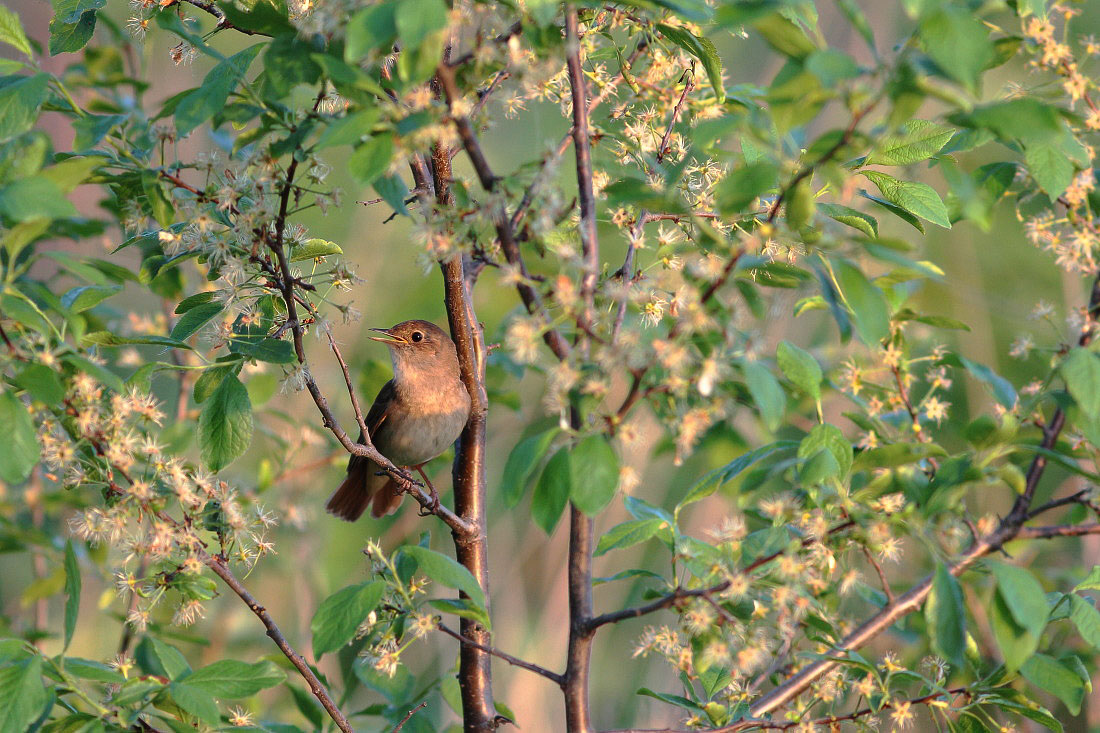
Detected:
[326,320,471,521]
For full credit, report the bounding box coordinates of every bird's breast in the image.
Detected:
[378,380,470,466]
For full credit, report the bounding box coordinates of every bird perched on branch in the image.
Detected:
[326,320,470,521]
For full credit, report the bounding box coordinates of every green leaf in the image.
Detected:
[569,435,620,515]
[0,176,78,222]
[14,364,64,405]
[717,161,777,214]
[678,441,796,509]
[990,561,1049,638]
[657,23,725,102]
[60,284,121,313]
[743,361,785,431]
[776,341,822,404]
[0,656,46,733]
[862,170,950,228]
[1025,142,1074,200]
[62,353,124,393]
[290,238,343,262]
[345,3,398,61]
[198,372,253,472]
[867,120,955,166]
[991,585,1039,675]
[181,659,285,698]
[175,44,263,135]
[174,291,216,314]
[926,564,965,669]
[166,681,220,724]
[348,135,394,187]
[1021,654,1086,716]
[141,637,191,680]
[82,332,190,349]
[532,447,571,534]
[171,302,223,342]
[1075,566,1100,592]
[0,389,39,485]
[1063,348,1100,418]
[818,202,877,238]
[835,261,890,346]
[401,545,486,608]
[920,7,993,91]
[394,0,448,47]
[48,4,97,55]
[1069,594,1100,648]
[428,597,491,628]
[0,74,47,141]
[0,6,32,58]
[501,428,558,508]
[595,518,669,556]
[311,581,385,657]
[753,12,816,59]
[946,353,1017,408]
[63,540,80,651]
[797,423,852,479]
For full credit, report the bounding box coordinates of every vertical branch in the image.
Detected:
[430,138,497,730]
[563,7,597,732]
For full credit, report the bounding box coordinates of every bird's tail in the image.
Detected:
[325,460,403,521]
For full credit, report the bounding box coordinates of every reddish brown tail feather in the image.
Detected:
[325,461,404,521]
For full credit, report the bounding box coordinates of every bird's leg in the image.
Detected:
[414,464,440,516]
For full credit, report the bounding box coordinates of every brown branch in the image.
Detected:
[430,113,496,726]
[201,552,353,733]
[172,0,272,37]
[861,545,894,605]
[437,623,564,684]
[655,73,693,164]
[393,702,428,733]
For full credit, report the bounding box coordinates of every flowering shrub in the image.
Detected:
[4,0,1100,731]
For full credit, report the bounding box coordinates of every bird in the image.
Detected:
[325,320,471,521]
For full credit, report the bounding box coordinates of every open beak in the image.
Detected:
[368,327,407,345]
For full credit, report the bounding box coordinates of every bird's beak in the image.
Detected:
[368,327,407,345]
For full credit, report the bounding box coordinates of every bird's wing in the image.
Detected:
[346,379,395,473]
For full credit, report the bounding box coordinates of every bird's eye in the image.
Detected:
[411,331,424,342]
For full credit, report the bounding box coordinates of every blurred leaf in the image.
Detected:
[348,135,394,187]
[63,540,79,651]
[1069,594,1100,648]
[1021,654,1085,716]
[862,170,950,228]
[532,447,571,534]
[0,6,32,58]
[798,423,852,479]
[835,261,890,346]
[716,161,777,214]
[290,238,343,262]
[678,441,796,509]
[657,23,725,102]
[171,302,224,342]
[14,364,64,405]
[926,564,965,669]
[0,390,39,485]
[401,545,486,608]
[991,586,1039,675]
[199,372,253,472]
[345,3,398,61]
[48,1,98,55]
[175,45,263,135]
[428,597,491,629]
[0,176,78,222]
[990,561,1049,638]
[1062,348,1100,417]
[595,518,668,556]
[0,656,46,733]
[395,0,448,47]
[743,361,784,431]
[501,428,558,508]
[776,341,822,404]
[311,581,385,657]
[570,435,620,515]
[753,12,816,58]
[920,7,992,91]
[0,74,47,142]
[819,202,877,238]
[1025,143,1074,200]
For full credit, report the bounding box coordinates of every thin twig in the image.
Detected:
[201,552,353,733]
[437,623,563,684]
[392,701,428,732]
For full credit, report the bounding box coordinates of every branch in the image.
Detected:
[392,702,428,733]
[201,552,352,733]
[173,0,272,37]
[446,21,524,68]
[437,623,564,684]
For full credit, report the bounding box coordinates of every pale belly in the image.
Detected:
[380,394,470,466]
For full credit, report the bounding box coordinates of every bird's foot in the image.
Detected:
[414,464,440,516]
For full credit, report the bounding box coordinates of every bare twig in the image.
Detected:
[393,701,428,732]
[437,623,564,684]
